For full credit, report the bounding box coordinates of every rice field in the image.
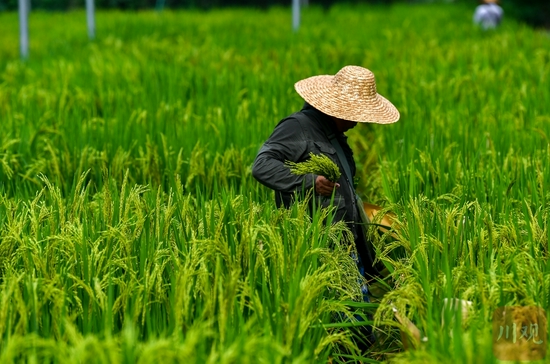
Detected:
[0,3,550,363]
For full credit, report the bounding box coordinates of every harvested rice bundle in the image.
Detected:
[285,152,341,182]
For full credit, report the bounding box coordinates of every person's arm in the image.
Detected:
[473,6,484,24]
[252,118,317,193]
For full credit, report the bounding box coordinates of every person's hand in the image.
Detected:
[315,175,340,196]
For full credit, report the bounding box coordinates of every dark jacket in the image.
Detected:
[252,103,378,276]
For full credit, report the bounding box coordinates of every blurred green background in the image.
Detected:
[0,0,549,29]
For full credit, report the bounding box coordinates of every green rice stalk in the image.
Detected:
[285,153,341,182]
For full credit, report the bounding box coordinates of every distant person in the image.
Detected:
[473,0,504,30]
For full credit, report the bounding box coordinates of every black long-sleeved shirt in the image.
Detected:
[252,103,380,276]
[252,103,358,231]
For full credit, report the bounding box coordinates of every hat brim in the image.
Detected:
[295,75,400,124]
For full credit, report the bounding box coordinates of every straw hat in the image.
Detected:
[294,65,400,124]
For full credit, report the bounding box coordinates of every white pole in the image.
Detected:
[86,0,95,40]
[292,0,300,31]
[18,0,29,59]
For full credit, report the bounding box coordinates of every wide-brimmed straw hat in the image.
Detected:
[294,65,400,124]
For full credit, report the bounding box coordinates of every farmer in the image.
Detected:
[473,0,504,30]
[252,65,400,347]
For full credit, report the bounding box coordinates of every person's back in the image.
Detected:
[473,0,503,30]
